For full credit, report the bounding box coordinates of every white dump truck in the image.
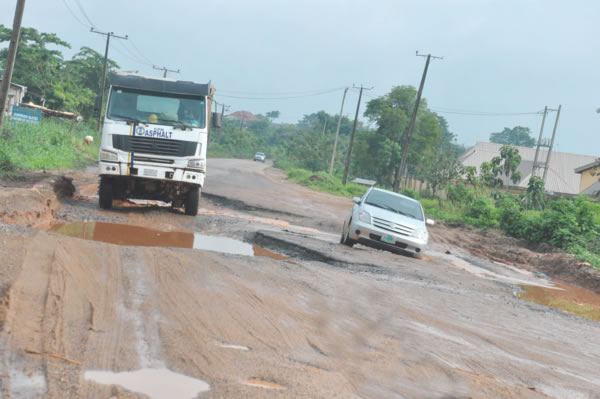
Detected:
[97,72,220,215]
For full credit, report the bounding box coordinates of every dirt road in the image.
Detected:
[0,159,599,398]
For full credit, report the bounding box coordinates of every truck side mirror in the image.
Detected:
[211,112,222,128]
[93,95,102,119]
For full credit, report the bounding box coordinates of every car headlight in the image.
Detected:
[187,159,206,172]
[413,227,428,239]
[100,149,118,162]
[359,210,371,224]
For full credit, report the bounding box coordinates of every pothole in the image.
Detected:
[84,368,210,399]
[48,221,287,259]
[518,281,600,322]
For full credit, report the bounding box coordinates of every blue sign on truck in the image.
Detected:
[11,105,42,124]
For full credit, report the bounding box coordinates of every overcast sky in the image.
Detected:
[2,0,599,155]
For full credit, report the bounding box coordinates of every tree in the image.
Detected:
[0,26,118,118]
[489,126,536,147]
[479,145,522,188]
[362,86,442,187]
[265,110,280,120]
[0,25,70,105]
[422,151,463,199]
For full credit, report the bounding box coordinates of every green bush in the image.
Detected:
[0,118,99,171]
[466,196,497,227]
[401,188,417,199]
[447,183,474,206]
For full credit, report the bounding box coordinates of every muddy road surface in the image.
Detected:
[1,159,599,398]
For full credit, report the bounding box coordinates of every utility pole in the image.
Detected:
[320,117,328,136]
[153,65,180,78]
[542,105,562,184]
[218,103,228,137]
[532,106,549,178]
[329,87,348,175]
[91,28,128,132]
[342,85,372,185]
[0,0,26,133]
[393,51,443,192]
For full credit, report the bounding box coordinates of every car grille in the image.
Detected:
[112,135,197,157]
[372,216,414,236]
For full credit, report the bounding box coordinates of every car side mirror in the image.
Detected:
[211,112,222,128]
[426,218,435,226]
[352,197,360,204]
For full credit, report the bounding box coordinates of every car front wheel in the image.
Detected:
[340,222,356,247]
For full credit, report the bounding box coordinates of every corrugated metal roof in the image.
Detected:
[459,142,597,194]
[575,159,600,173]
[581,181,600,196]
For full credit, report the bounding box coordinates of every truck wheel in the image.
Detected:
[99,177,113,209]
[184,187,200,216]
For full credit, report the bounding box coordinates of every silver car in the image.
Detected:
[340,187,434,256]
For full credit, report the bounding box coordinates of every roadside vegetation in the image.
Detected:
[2,25,598,271]
[0,119,99,171]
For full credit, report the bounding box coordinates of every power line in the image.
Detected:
[218,86,346,96]
[126,39,154,65]
[73,0,97,28]
[430,107,545,116]
[218,88,345,100]
[114,40,153,66]
[61,0,88,27]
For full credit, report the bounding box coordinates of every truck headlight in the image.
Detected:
[187,159,206,171]
[413,228,428,239]
[100,149,118,162]
[359,210,371,224]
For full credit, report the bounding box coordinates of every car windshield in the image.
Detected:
[365,190,424,221]
[107,87,206,128]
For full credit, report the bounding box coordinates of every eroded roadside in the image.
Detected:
[1,163,600,398]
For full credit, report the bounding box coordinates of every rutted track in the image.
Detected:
[0,159,599,398]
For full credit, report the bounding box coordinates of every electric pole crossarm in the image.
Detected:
[153,65,180,78]
[91,28,128,132]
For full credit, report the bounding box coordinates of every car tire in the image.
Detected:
[184,187,200,216]
[341,222,356,247]
[99,177,113,209]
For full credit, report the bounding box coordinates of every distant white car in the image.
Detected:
[253,152,266,162]
[341,187,435,256]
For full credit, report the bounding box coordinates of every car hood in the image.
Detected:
[362,203,425,229]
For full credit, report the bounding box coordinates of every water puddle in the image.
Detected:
[244,378,287,390]
[518,281,600,322]
[219,343,250,351]
[48,221,287,259]
[433,250,555,288]
[84,368,210,399]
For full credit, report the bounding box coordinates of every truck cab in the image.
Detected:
[98,72,220,215]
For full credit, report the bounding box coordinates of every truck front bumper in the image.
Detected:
[99,161,205,186]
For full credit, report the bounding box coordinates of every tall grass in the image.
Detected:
[0,118,99,171]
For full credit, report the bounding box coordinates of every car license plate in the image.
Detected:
[382,235,394,243]
[143,168,157,177]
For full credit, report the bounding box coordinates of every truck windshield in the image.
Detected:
[107,87,206,128]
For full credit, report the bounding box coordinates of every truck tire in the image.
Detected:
[99,177,113,209]
[184,187,200,216]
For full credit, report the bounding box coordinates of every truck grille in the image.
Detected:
[372,216,414,236]
[112,135,197,157]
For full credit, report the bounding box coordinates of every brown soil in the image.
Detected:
[431,223,600,295]
[0,161,599,398]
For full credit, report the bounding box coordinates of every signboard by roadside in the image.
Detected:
[11,105,42,124]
